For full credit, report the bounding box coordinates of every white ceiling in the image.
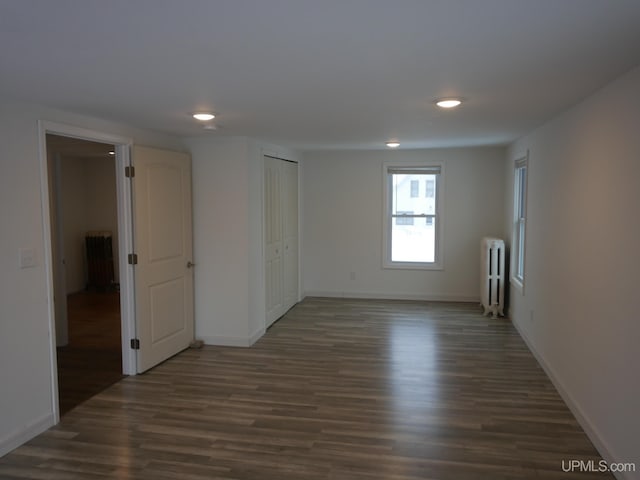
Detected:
[2,0,640,150]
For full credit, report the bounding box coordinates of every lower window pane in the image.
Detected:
[391,220,435,262]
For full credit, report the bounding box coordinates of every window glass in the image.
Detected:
[385,166,441,268]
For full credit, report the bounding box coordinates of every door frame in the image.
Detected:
[38,120,136,423]
[51,152,68,347]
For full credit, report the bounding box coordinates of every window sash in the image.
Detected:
[516,218,525,280]
[512,155,528,286]
[387,166,441,175]
[390,174,437,216]
[385,165,441,268]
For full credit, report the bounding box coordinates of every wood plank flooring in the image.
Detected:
[56,291,125,415]
[0,297,611,479]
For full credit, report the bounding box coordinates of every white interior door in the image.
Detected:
[132,145,194,373]
[265,156,284,326]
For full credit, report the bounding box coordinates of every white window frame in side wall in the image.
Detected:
[382,162,444,270]
[511,152,528,291]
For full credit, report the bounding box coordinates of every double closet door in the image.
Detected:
[264,156,298,327]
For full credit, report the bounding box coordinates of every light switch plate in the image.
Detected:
[19,248,37,268]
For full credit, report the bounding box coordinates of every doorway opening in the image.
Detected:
[46,134,125,415]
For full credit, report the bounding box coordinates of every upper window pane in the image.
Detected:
[517,167,527,218]
[391,174,436,216]
[512,158,528,287]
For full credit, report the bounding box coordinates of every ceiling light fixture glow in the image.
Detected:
[108,151,115,155]
[386,142,400,148]
[436,99,462,109]
[193,113,215,121]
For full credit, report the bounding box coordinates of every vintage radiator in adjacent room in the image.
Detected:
[480,237,505,319]
[85,231,114,290]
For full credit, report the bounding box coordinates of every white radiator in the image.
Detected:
[480,237,505,319]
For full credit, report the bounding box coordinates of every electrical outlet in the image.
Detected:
[19,248,37,268]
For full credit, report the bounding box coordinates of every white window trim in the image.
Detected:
[511,151,528,293]
[382,161,444,270]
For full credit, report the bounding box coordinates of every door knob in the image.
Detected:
[187,261,196,268]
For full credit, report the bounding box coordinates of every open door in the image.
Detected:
[132,145,194,373]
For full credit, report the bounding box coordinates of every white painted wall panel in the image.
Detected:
[0,100,183,456]
[302,147,505,301]
[505,66,640,472]
[187,137,251,344]
[188,137,299,346]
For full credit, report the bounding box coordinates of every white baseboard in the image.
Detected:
[303,290,478,303]
[248,327,265,346]
[199,330,264,348]
[512,319,631,480]
[0,413,55,457]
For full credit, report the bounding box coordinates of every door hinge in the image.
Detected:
[128,253,138,265]
[125,166,135,178]
[130,338,140,350]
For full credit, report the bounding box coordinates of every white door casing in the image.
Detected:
[132,146,194,373]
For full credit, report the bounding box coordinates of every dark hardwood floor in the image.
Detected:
[56,291,125,415]
[1,297,610,479]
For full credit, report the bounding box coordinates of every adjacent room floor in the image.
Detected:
[1,297,611,479]
[56,290,125,415]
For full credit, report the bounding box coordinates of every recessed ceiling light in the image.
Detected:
[386,142,400,148]
[193,113,215,121]
[436,99,462,109]
[108,151,115,155]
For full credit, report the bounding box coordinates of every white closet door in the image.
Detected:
[264,156,299,327]
[265,156,284,326]
[282,161,298,311]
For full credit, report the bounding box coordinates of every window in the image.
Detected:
[384,164,442,269]
[512,154,528,288]
[395,211,414,225]
[425,179,435,198]
[410,180,419,197]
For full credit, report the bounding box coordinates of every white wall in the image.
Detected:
[302,147,505,301]
[59,156,88,292]
[187,136,299,347]
[59,155,120,293]
[504,66,640,474]
[187,136,252,345]
[84,156,120,284]
[0,99,183,456]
